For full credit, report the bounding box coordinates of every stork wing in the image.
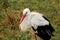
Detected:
[30,13,49,28]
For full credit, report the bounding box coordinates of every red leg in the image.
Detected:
[34,32,37,40]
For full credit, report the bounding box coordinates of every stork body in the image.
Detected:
[19,8,55,40]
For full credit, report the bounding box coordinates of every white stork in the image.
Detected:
[19,8,55,40]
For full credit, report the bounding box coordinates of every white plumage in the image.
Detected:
[30,12,49,29]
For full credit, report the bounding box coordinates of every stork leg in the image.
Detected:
[34,32,37,40]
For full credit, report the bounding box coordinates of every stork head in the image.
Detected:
[23,8,30,15]
[19,8,30,24]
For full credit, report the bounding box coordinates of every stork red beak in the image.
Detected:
[19,14,26,24]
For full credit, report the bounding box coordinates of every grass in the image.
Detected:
[0,0,60,40]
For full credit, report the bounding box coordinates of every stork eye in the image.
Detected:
[26,12,28,14]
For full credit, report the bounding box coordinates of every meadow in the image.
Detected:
[0,0,60,40]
